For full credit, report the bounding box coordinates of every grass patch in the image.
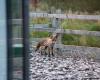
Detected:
[61,19,100,31]
[30,31,51,38]
[29,18,100,47]
[62,34,100,47]
[30,17,50,24]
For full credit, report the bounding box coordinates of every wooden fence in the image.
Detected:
[13,12,100,60]
[29,13,100,60]
[30,28,100,37]
[30,12,100,20]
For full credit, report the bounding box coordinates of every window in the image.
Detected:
[28,0,100,80]
[6,0,100,80]
[6,0,23,80]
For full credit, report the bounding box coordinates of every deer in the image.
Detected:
[35,33,59,57]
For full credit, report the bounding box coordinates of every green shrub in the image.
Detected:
[62,34,100,47]
[61,19,100,31]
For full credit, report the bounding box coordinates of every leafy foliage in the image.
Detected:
[61,19,100,31]
[30,0,100,13]
[62,34,100,47]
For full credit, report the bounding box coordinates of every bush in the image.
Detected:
[62,34,100,47]
[61,19,100,31]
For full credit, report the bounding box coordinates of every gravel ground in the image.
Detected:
[29,52,100,80]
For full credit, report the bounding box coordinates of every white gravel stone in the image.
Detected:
[29,52,100,80]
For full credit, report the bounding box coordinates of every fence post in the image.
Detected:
[56,9,62,44]
[52,18,58,28]
[57,18,62,44]
[98,20,100,24]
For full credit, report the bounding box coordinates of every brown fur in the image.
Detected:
[35,33,59,56]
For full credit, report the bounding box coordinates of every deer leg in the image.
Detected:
[48,47,51,57]
[39,47,43,55]
[44,46,48,56]
[51,46,54,56]
[41,49,44,55]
